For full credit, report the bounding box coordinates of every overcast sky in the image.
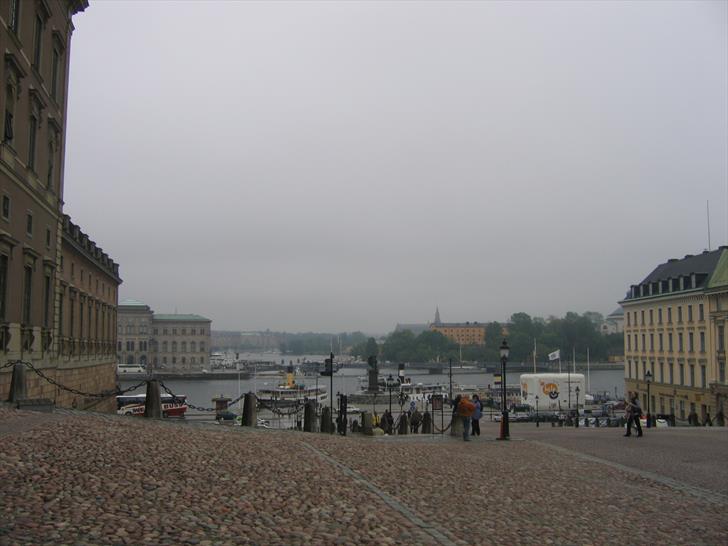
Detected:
[62,1,727,333]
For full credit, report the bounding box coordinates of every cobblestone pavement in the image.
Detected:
[1,408,726,545]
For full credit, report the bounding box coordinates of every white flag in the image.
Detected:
[548,349,560,361]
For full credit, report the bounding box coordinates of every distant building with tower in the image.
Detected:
[395,308,487,346]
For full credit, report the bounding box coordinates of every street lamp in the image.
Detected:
[498,339,510,441]
[535,395,540,428]
[386,374,397,415]
[645,369,653,428]
[575,386,580,428]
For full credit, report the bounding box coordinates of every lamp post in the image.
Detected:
[387,374,396,415]
[575,386,580,428]
[645,370,653,428]
[498,339,510,441]
[535,395,539,427]
[448,358,453,402]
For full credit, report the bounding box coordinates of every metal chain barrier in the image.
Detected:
[433,419,452,433]
[257,398,303,416]
[7,359,146,398]
[158,380,217,412]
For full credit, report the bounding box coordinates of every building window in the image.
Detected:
[678,306,683,323]
[658,308,662,324]
[689,365,695,386]
[1,195,9,220]
[688,332,694,353]
[642,334,646,352]
[641,361,646,379]
[51,47,63,101]
[659,333,663,352]
[200,342,205,352]
[163,328,168,335]
[26,213,33,236]
[641,310,645,325]
[191,328,196,335]
[660,361,664,383]
[162,357,167,365]
[182,357,186,364]
[679,400,685,420]
[28,115,37,171]
[9,0,20,34]
[699,332,705,353]
[181,328,186,335]
[153,328,158,335]
[32,15,43,69]
[667,307,672,323]
[181,341,186,352]
[687,305,693,322]
[0,254,7,320]
[678,333,683,352]
[720,362,726,383]
[191,341,196,352]
[172,357,176,364]
[191,357,196,364]
[172,341,177,353]
[627,336,631,352]
[43,274,51,328]
[172,328,177,335]
[162,341,167,352]
[700,365,706,388]
[4,84,15,145]
[45,228,51,248]
[669,362,674,384]
[668,333,673,352]
[699,304,704,321]
[679,363,685,385]
[117,341,121,352]
[627,313,631,327]
[650,334,654,352]
[22,266,32,324]
[649,309,653,325]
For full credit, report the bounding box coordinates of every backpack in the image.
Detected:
[458,398,476,418]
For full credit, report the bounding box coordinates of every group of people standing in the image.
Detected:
[453,394,483,441]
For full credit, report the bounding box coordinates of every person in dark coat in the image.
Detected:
[624,392,643,437]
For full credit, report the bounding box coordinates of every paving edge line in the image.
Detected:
[301,442,459,546]
[529,439,728,506]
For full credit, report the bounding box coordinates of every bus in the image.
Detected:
[116,393,188,417]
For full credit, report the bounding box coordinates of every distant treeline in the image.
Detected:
[278,332,368,355]
[350,311,623,363]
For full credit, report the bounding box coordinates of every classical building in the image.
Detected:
[0,2,123,411]
[600,308,625,335]
[429,308,486,346]
[117,300,211,372]
[621,249,728,422]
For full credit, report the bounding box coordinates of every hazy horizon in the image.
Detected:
[62,1,727,332]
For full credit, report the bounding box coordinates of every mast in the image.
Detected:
[533,338,536,373]
[572,346,576,373]
[587,347,591,393]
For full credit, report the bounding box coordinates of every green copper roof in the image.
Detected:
[707,249,728,289]
[153,314,211,322]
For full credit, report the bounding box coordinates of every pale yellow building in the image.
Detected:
[621,248,728,422]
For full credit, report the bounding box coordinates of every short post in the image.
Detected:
[242,392,257,426]
[143,380,162,418]
[422,411,432,434]
[398,412,409,435]
[361,411,373,435]
[303,400,315,432]
[8,362,27,403]
[320,406,332,434]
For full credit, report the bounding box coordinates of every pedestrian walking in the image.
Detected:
[703,412,713,426]
[715,409,725,427]
[456,396,476,441]
[471,394,482,437]
[624,392,643,437]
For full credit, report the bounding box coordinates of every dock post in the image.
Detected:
[398,413,409,435]
[143,380,162,418]
[8,362,27,403]
[361,411,373,435]
[242,392,257,426]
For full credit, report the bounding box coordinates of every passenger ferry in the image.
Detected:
[348,376,449,406]
[116,393,188,417]
[256,365,327,407]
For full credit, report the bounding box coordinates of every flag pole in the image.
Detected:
[533,338,536,373]
[572,346,576,374]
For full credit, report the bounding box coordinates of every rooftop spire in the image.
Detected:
[434,306,441,325]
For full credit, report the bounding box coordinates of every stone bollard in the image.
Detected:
[361,411,373,435]
[303,401,316,432]
[242,392,257,427]
[143,380,162,418]
[8,362,27,403]
[450,414,463,437]
[398,413,409,435]
[422,411,432,434]
[320,407,333,434]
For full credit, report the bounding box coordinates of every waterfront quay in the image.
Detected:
[1,408,726,546]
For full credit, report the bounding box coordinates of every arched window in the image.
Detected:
[126,355,133,364]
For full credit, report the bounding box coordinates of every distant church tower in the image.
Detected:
[434,306,442,325]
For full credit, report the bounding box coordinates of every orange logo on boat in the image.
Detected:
[543,382,559,399]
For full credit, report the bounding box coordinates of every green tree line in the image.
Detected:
[350,311,623,363]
